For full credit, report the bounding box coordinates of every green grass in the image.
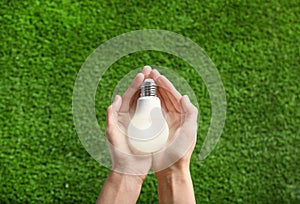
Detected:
[1,0,299,203]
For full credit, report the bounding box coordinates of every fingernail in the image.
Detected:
[136,72,143,78]
[114,95,120,103]
[142,66,152,74]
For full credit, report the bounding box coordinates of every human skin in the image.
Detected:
[104,72,152,177]
[96,66,198,204]
[96,69,151,204]
[145,67,198,204]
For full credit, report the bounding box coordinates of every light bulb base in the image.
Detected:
[140,79,157,97]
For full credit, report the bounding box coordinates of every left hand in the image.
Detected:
[140,67,198,173]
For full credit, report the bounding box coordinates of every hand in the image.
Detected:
[106,70,152,179]
[98,70,152,204]
[142,67,198,174]
[99,66,198,204]
[141,67,198,204]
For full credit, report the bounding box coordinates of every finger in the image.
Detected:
[157,83,181,113]
[156,75,182,100]
[106,105,113,128]
[142,65,152,77]
[157,87,168,112]
[157,86,175,112]
[112,95,122,112]
[129,89,141,115]
[106,95,122,128]
[165,89,181,113]
[149,69,161,80]
[150,70,176,112]
[120,73,144,112]
[180,95,198,122]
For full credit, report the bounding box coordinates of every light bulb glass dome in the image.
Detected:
[128,79,169,153]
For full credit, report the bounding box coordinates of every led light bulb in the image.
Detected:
[128,79,169,153]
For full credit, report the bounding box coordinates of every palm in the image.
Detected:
[106,73,152,176]
[144,70,198,172]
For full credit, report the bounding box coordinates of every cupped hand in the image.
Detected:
[141,67,198,174]
[106,70,152,178]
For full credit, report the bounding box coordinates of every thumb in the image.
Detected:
[112,95,122,112]
[180,95,198,123]
[106,95,122,128]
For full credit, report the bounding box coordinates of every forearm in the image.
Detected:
[96,171,143,204]
[156,168,196,204]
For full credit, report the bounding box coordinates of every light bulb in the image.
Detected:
[128,79,169,153]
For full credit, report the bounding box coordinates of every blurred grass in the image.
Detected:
[0,0,299,203]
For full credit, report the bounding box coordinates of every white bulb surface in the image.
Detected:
[128,96,169,153]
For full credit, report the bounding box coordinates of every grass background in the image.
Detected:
[1,0,299,203]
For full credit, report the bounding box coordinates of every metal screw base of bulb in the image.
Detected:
[140,79,157,97]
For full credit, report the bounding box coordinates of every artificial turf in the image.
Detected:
[1,0,299,203]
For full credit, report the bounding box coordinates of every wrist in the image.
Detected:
[155,164,190,181]
[155,166,195,204]
[109,171,146,186]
